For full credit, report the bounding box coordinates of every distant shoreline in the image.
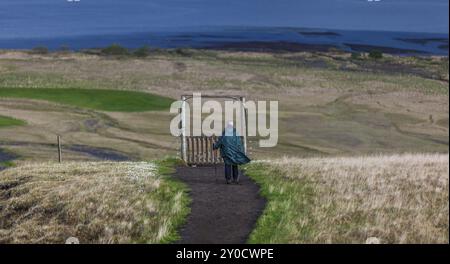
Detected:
[204,41,436,55]
[0,42,447,58]
[0,27,447,56]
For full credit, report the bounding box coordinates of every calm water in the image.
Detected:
[0,0,448,55]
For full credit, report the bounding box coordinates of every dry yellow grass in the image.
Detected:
[246,153,449,243]
[0,161,188,243]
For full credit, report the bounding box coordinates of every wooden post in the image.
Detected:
[181,95,187,162]
[240,97,248,154]
[57,135,62,163]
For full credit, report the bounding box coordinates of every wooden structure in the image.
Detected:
[180,95,247,165]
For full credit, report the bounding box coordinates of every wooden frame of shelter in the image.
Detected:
[179,94,248,165]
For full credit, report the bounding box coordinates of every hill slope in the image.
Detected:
[0,160,188,243]
[244,153,449,243]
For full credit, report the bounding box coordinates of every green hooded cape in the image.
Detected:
[213,128,251,165]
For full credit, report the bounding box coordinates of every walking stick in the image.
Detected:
[214,149,218,183]
[214,160,217,183]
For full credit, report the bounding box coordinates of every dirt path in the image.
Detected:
[173,165,266,244]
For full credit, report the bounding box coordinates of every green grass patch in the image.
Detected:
[0,115,26,127]
[0,161,15,168]
[151,157,190,244]
[0,88,174,112]
[243,162,317,243]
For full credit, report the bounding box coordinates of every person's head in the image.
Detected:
[224,121,234,136]
[226,121,234,129]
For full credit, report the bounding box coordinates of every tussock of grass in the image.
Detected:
[0,160,189,243]
[245,153,449,244]
[0,115,26,127]
[0,88,173,112]
[0,161,15,169]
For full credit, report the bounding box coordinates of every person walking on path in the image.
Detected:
[213,121,251,184]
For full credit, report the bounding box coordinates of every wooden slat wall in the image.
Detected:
[184,136,244,165]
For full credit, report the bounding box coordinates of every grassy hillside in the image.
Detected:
[0,115,25,127]
[0,50,447,161]
[0,50,448,244]
[0,159,189,243]
[0,88,173,112]
[244,153,449,244]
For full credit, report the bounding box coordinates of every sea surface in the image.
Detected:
[0,0,448,55]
